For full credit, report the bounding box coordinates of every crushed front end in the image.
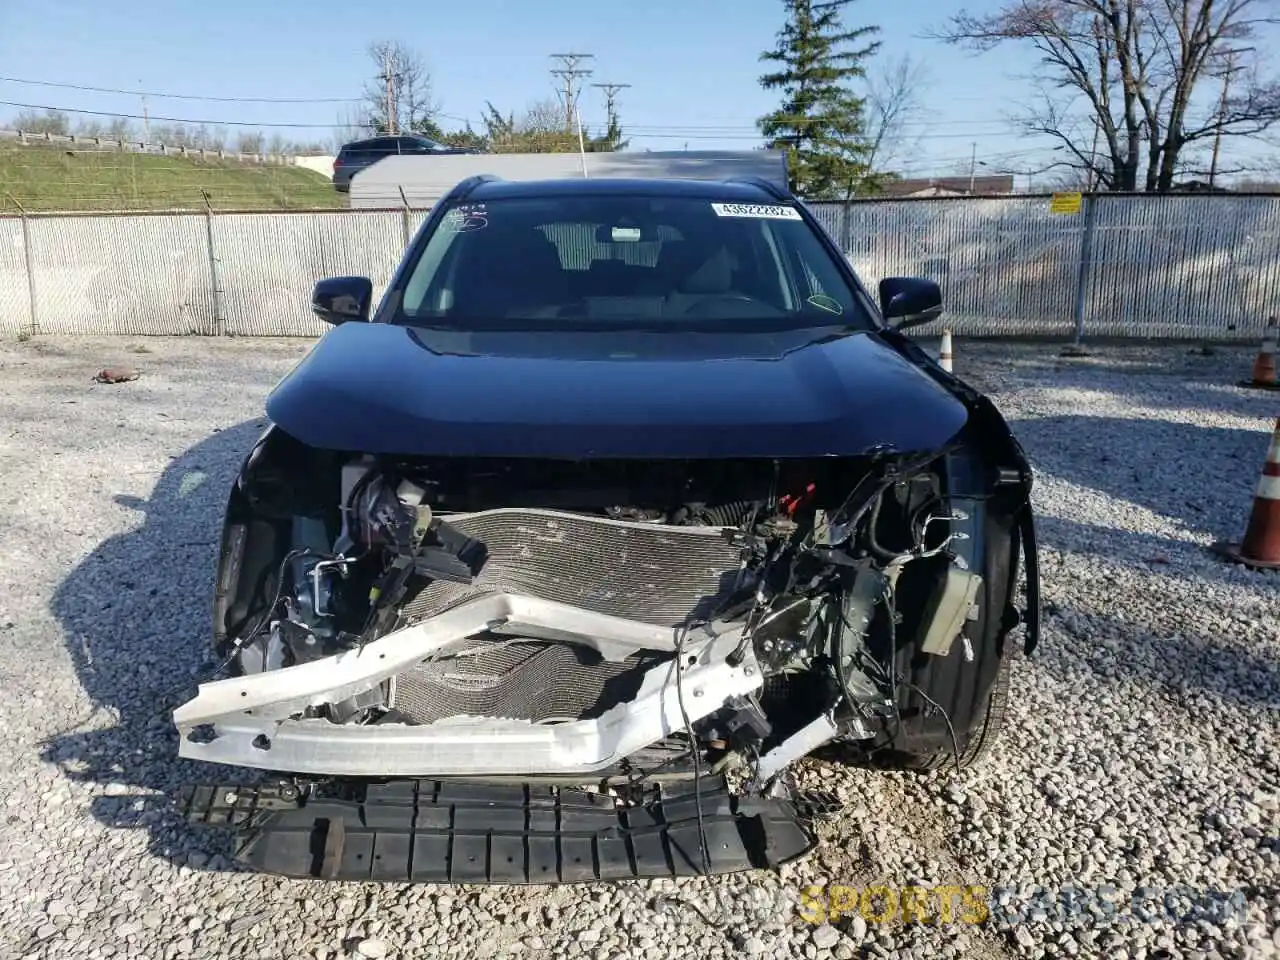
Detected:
[173,422,1038,882]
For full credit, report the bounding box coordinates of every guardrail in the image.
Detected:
[0,126,317,166]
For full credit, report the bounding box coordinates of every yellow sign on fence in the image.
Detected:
[1050,192,1083,215]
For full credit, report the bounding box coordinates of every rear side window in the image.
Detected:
[398,137,438,153]
[396,195,870,330]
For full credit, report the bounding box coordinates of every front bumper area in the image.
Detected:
[173,593,761,777]
[178,776,815,882]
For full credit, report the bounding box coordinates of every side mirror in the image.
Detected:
[312,276,373,325]
[878,277,943,331]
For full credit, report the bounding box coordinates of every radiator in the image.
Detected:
[400,508,749,628]
[390,638,666,724]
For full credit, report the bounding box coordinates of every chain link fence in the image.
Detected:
[808,194,1280,340]
[3,194,1279,340]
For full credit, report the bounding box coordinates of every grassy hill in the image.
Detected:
[0,141,345,213]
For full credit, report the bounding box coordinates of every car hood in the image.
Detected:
[265,321,969,459]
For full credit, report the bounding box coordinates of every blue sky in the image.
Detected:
[0,0,1272,185]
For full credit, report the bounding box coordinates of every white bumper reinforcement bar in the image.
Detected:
[173,593,761,777]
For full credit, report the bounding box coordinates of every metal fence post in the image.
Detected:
[1071,193,1099,343]
[201,189,225,336]
[398,186,412,248]
[841,197,853,258]
[7,194,38,337]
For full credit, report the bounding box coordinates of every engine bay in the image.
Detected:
[198,426,1020,790]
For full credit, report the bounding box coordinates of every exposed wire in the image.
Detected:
[238,548,329,649]
[672,626,712,876]
[881,574,902,757]
[907,681,964,777]
[620,732,699,791]
[155,546,325,709]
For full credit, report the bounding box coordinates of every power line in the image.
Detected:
[0,99,337,129]
[578,121,1033,141]
[609,114,1031,131]
[0,75,361,104]
[0,75,1016,112]
[568,125,1051,156]
[0,97,1055,166]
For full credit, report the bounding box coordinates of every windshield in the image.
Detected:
[391,194,873,331]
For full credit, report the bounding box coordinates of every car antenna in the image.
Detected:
[575,102,589,178]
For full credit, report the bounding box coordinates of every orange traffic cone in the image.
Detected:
[1211,417,1280,571]
[1239,317,1279,390]
[939,329,954,373]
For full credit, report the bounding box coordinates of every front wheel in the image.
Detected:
[878,646,1013,773]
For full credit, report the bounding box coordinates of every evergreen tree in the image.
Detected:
[757,0,881,199]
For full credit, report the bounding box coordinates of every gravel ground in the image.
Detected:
[0,334,1276,960]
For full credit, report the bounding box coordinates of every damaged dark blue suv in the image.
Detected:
[174,173,1041,884]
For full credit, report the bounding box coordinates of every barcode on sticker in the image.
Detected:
[711,202,802,220]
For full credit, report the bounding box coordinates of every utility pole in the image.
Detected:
[139,81,150,143]
[591,82,630,125]
[379,47,399,135]
[1209,46,1255,188]
[550,53,595,131]
[592,82,630,148]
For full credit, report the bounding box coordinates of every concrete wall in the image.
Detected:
[292,156,336,180]
[348,151,790,209]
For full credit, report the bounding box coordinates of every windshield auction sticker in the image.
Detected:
[711,202,802,220]
[442,204,488,233]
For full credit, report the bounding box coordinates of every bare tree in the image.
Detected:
[12,109,71,135]
[362,41,440,136]
[103,117,134,142]
[332,104,375,151]
[848,53,930,195]
[150,123,194,148]
[235,131,265,155]
[933,1,1280,192]
[1042,165,1097,190]
[192,124,228,151]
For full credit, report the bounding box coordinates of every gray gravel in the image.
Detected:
[0,334,1276,960]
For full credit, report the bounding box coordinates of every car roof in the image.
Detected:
[461,176,793,204]
[341,135,436,150]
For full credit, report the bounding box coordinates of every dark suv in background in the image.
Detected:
[332,135,481,192]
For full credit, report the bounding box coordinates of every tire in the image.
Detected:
[877,645,1013,773]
